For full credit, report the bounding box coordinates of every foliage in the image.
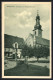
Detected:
[42,47,50,58]
[21,45,34,57]
[22,45,49,61]
[33,46,49,61]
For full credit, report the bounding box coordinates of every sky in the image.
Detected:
[4,2,51,40]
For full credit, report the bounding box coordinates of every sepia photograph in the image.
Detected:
[2,2,52,78]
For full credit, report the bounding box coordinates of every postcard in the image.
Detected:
[2,2,52,79]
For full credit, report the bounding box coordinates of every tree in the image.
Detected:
[22,44,50,62]
[42,47,50,59]
[33,47,42,61]
[22,45,34,58]
[33,46,50,61]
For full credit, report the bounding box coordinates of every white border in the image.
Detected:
[2,2,52,79]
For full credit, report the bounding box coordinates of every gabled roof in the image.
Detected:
[28,33,50,46]
[36,36,50,46]
[29,33,34,38]
[4,34,24,48]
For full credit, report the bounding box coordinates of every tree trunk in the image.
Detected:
[46,56,47,59]
[37,57,39,62]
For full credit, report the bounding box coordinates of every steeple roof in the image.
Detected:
[36,10,40,20]
[33,10,42,31]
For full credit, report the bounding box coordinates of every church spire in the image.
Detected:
[37,10,39,16]
[36,10,40,21]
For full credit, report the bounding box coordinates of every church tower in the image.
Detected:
[33,10,43,38]
[33,11,43,47]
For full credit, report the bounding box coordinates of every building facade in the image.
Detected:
[4,34,24,58]
[25,12,50,48]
